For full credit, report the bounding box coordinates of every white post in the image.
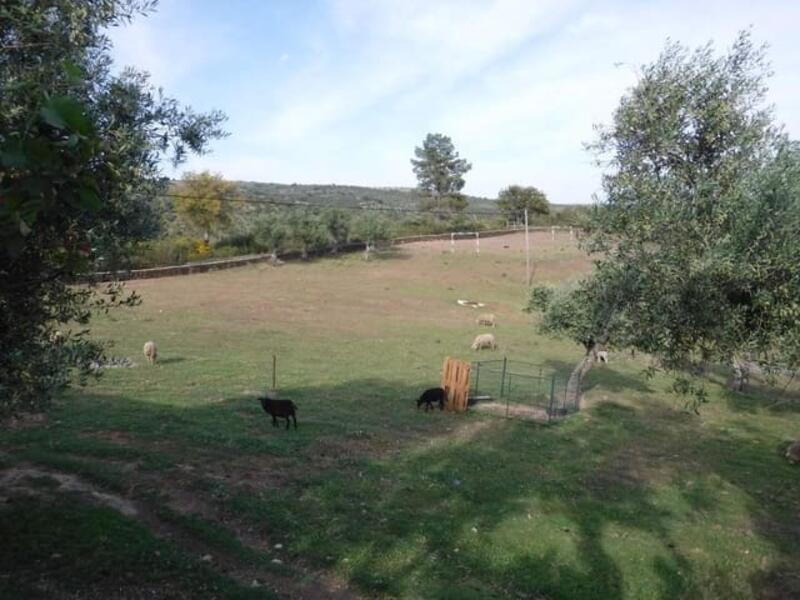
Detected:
[524,209,531,286]
[475,231,480,255]
[450,232,455,253]
[569,226,574,241]
[551,226,555,241]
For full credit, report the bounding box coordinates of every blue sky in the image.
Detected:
[110,0,800,203]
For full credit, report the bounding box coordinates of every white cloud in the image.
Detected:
[109,0,233,87]
[255,0,580,143]
[112,0,800,203]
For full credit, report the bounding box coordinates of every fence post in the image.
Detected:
[537,365,542,397]
[450,232,455,253]
[524,208,531,287]
[499,356,508,398]
[475,231,480,255]
[473,361,480,402]
[548,373,556,420]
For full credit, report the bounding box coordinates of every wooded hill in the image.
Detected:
[233,181,585,214]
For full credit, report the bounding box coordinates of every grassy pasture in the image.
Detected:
[1,232,798,599]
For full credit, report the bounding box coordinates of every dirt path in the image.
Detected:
[470,401,551,423]
[0,464,362,600]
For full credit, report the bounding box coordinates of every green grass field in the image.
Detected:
[1,232,798,599]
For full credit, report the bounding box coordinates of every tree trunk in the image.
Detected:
[730,356,750,392]
[363,242,371,260]
[301,244,308,260]
[566,343,597,410]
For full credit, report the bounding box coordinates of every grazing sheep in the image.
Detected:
[417,387,445,411]
[787,441,800,464]
[143,341,157,365]
[476,313,496,328]
[259,396,297,430]
[471,333,497,351]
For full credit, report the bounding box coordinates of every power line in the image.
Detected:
[157,192,507,218]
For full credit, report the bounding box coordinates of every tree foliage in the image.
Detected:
[411,133,472,215]
[353,213,393,259]
[0,0,226,413]
[321,209,351,253]
[496,185,550,223]
[529,32,800,409]
[287,210,329,260]
[173,171,235,242]
[252,211,288,260]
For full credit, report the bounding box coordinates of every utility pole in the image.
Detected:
[524,209,531,286]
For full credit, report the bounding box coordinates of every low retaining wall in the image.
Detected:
[80,227,542,283]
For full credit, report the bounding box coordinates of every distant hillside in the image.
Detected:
[231,181,587,213]
[233,181,499,212]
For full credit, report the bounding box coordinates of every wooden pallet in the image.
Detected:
[441,357,471,412]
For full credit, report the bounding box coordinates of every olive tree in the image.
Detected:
[0,1,226,413]
[252,211,289,262]
[321,209,351,254]
[287,209,329,260]
[353,213,394,259]
[497,185,550,225]
[529,32,800,410]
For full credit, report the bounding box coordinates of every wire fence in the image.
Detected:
[470,357,577,422]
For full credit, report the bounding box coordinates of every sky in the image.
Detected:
[110,0,800,203]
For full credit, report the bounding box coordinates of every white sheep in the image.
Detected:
[596,350,609,363]
[471,333,497,351]
[143,341,157,365]
[476,313,496,328]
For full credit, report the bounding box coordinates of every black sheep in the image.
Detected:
[417,387,446,412]
[259,396,297,429]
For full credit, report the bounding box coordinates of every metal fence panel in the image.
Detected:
[470,357,576,422]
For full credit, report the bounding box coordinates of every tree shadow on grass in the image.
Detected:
[2,378,799,599]
[723,386,800,416]
[543,358,655,396]
[369,247,413,261]
[157,356,187,365]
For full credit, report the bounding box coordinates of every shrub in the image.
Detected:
[130,236,196,269]
[211,245,241,259]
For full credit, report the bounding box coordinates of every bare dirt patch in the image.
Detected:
[199,454,294,491]
[120,231,588,340]
[2,412,48,430]
[470,401,552,423]
[82,429,137,446]
[0,465,138,516]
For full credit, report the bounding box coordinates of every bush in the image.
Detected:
[211,245,241,259]
[129,236,197,269]
[215,231,257,254]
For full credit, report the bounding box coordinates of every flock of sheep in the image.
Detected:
[141,324,800,464]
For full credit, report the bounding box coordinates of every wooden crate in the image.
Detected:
[441,357,471,412]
